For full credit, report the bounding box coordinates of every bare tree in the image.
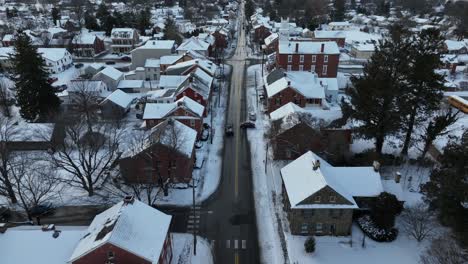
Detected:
[50,121,122,196]
[0,117,19,203]
[400,203,435,242]
[68,80,102,132]
[0,79,13,118]
[420,236,468,264]
[11,157,61,221]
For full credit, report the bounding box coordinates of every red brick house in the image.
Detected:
[119,119,197,184]
[264,69,329,113]
[212,29,228,49]
[276,40,340,77]
[142,96,205,135]
[72,34,106,57]
[68,197,173,264]
[254,24,272,43]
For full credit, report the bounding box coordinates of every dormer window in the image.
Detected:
[329,196,336,203]
[315,196,321,202]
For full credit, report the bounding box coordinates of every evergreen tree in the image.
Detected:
[245,0,255,18]
[137,8,152,36]
[85,13,99,31]
[102,15,115,36]
[346,26,411,156]
[371,192,403,230]
[400,28,445,155]
[163,18,182,45]
[421,131,468,247]
[96,3,110,19]
[333,0,345,21]
[51,7,60,25]
[11,32,60,121]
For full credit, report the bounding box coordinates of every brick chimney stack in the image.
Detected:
[295,43,299,53]
[320,43,325,53]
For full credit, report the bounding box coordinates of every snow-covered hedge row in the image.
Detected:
[357,215,398,242]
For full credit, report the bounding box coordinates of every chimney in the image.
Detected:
[372,161,380,172]
[52,230,61,239]
[123,195,135,204]
[395,171,402,183]
[295,43,299,53]
[287,81,291,86]
[313,160,321,170]
[320,43,325,53]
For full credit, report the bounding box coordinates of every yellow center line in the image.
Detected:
[235,252,239,264]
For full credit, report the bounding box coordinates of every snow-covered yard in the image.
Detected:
[172,233,214,264]
[245,64,436,264]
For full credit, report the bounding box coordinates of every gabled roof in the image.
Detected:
[143,96,204,120]
[37,48,69,61]
[69,200,172,263]
[278,40,340,54]
[96,67,123,81]
[117,80,144,89]
[176,37,211,52]
[264,69,325,99]
[281,151,385,209]
[158,75,189,89]
[148,119,197,157]
[166,59,217,77]
[101,89,134,108]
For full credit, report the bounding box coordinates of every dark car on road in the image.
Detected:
[105,61,116,65]
[30,203,55,217]
[74,63,84,69]
[225,124,234,136]
[121,56,132,62]
[240,121,256,129]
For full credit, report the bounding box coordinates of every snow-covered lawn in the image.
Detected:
[172,233,214,264]
[245,64,434,264]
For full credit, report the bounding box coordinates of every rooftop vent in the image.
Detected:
[373,161,381,172]
[313,160,321,170]
[42,224,55,231]
[123,195,134,204]
[52,230,61,239]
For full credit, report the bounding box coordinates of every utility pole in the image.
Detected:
[255,71,258,107]
[192,177,197,255]
[265,143,268,173]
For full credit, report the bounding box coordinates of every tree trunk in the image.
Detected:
[375,136,384,157]
[87,184,94,196]
[401,107,417,156]
[3,175,17,204]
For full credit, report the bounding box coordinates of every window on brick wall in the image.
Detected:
[312,55,316,62]
[322,65,328,75]
[311,65,316,73]
[190,119,195,127]
[275,97,281,106]
[300,55,304,62]
[287,65,292,71]
[324,55,329,63]
[288,55,292,62]
[316,223,323,233]
[301,223,309,234]
[299,65,303,71]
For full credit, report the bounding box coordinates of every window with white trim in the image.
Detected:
[311,65,316,73]
[324,55,329,63]
[329,195,336,203]
[322,65,328,75]
[301,223,309,233]
[300,55,304,63]
[316,223,323,233]
[312,55,316,62]
[287,65,292,71]
[299,65,304,71]
[314,196,321,202]
[288,55,292,63]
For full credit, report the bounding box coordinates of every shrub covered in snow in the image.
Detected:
[304,236,316,253]
[357,215,398,242]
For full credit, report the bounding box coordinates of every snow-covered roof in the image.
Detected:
[111,28,136,38]
[143,96,204,119]
[264,70,326,99]
[145,58,161,68]
[158,75,189,89]
[160,55,183,65]
[281,151,358,209]
[0,226,87,264]
[148,119,197,157]
[264,33,278,46]
[101,89,134,108]
[281,151,385,209]
[278,40,340,54]
[445,40,467,51]
[73,33,99,45]
[329,21,351,26]
[117,80,144,89]
[96,67,123,81]
[270,102,305,120]
[69,200,172,263]
[37,48,69,62]
[166,59,217,77]
[176,37,210,52]
[136,40,175,50]
[313,30,346,39]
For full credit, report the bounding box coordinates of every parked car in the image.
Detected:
[53,84,67,92]
[121,56,131,62]
[249,111,256,121]
[30,203,55,217]
[225,124,234,136]
[74,63,84,69]
[240,121,256,129]
[105,61,116,65]
[47,77,58,84]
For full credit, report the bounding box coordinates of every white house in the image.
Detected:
[37,48,73,74]
[130,40,175,69]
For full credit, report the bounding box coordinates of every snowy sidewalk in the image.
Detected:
[172,233,214,264]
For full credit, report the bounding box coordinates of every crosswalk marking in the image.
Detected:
[226,240,230,249]
[234,239,239,249]
[242,240,246,249]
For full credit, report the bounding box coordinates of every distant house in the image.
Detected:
[176,37,212,57]
[92,67,124,91]
[117,80,145,93]
[281,151,403,236]
[263,69,338,113]
[328,21,353,31]
[119,119,197,184]
[100,89,134,119]
[262,33,278,54]
[130,40,175,69]
[0,47,73,73]
[211,29,228,49]
[68,197,173,264]
[349,42,376,60]
[1,122,64,151]
[253,24,272,43]
[1,34,14,47]
[174,69,214,113]
[269,103,351,162]
[72,34,105,57]
[111,28,139,54]
[142,96,204,134]
[313,31,346,48]
[444,40,467,55]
